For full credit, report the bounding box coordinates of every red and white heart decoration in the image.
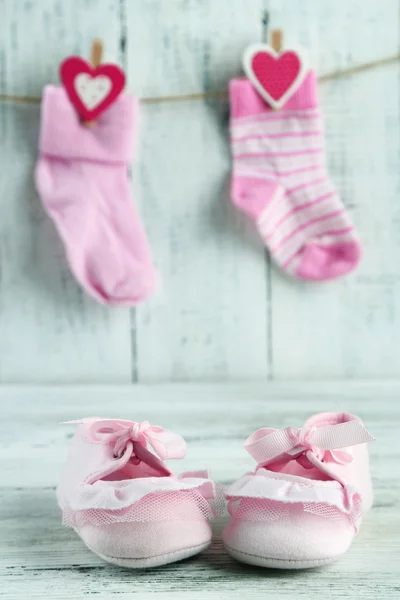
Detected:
[243,44,308,110]
[60,57,125,121]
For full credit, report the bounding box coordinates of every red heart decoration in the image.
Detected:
[60,57,126,121]
[243,45,307,109]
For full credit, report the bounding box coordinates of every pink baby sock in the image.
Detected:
[229,72,361,281]
[35,86,158,306]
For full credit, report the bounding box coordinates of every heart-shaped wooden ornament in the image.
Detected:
[243,44,308,109]
[60,57,126,121]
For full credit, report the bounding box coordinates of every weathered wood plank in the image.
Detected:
[0,0,123,96]
[0,383,398,599]
[125,0,267,97]
[267,0,400,378]
[0,1,132,382]
[125,0,270,380]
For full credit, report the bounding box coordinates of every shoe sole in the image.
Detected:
[225,543,339,570]
[85,539,211,569]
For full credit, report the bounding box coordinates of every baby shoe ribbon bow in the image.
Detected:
[245,420,374,467]
[67,418,187,460]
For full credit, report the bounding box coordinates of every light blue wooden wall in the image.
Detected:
[0,0,399,382]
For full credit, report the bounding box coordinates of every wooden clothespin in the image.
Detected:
[271,29,283,53]
[83,39,104,126]
[90,38,103,69]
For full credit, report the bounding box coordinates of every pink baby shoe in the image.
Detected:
[223,412,374,569]
[57,418,215,568]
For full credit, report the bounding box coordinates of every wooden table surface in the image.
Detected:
[1,383,398,599]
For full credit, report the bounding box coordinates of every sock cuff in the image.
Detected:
[229,70,319,119]
[38,85,137,163]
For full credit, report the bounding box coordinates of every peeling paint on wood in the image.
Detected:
[0,383,398,598]
[0,0,399,382]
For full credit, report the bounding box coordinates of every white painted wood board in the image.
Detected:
[0,1,132,383]
[0,383,398,598]
[268,0,400,378]
[126,0,270,380]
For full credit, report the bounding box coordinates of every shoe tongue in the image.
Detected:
[131,441,173,476]
[303,450,348,485]
[84,439,173,484]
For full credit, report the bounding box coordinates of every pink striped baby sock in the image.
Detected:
[35,86,157,305]
[229,71,361,281]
